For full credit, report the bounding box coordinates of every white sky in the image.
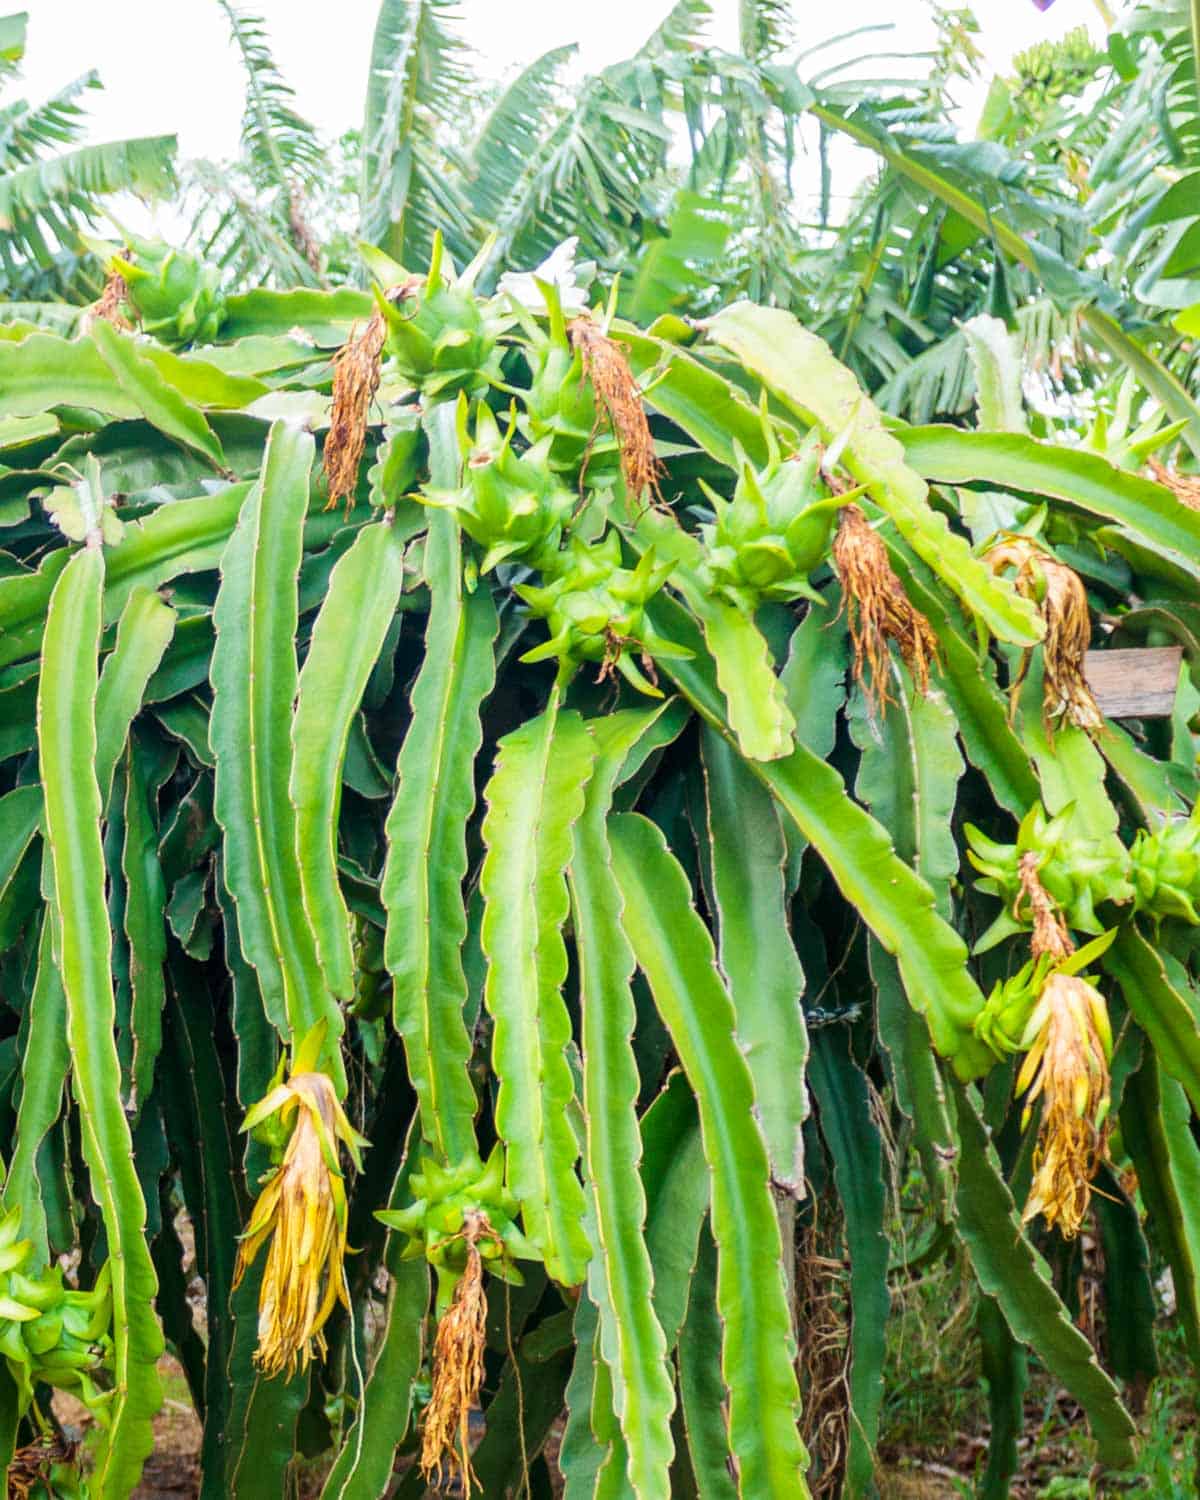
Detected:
[18,0,1107,237]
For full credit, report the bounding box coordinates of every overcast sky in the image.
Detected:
[19,0,1105,242]
[20,0,1106,154]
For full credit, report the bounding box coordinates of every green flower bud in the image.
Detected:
[973,957,1046,1058]
[699,428,851,611]
[376,1146,538,1313]
[377,233,505,400]
[108,235,227,345]
[1130,817,1200,924]
[516,531,691,695]
[421,397,576,574]
[966,802,1132,948]
[0,1209,114,1420]
[516,285,618,482]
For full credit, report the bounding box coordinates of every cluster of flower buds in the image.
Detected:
[516,531,691,695]
[421,397,576,575]
[377,234,505,401]
[100,234,227,344]
[967,802,1132,947]
[0,1207,115,1421]
[1129,817,1200,925]
[377,1147,537,1314]
[698,428,852,612]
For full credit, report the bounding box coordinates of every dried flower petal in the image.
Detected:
[568,316,662,505]
[987,537,1102,736]
[234,1060,367,1378]
[87,270,133,332]
[421,1213,490,1498]
[833,504,937,714]
[1018,971,1111,1238]
[1017,851,1075,962]
[323,312,387,514]
[1147,457,1200,513]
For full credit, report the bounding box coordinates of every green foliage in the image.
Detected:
[5,4,1200,1490]
[0,13,175,300]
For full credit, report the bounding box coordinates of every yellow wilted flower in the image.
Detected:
[1016,969,1112,1239]
[233,1025,368,1378]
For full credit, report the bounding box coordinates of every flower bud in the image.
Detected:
[108,235,227,345]
[377,234,504,400]
[1130,818,1200,925]
[516,531,690,695]
[700,430,849,611]
[967,801,1132,949]
[421,398,576,574]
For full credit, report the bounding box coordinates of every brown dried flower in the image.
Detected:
[832,504,937,714]
[1017,970,1112,1239]
[323,312,387,513]
[87,270,133,332]
[421,1213,491,1498]
[986,537,1102,737]
[568,315,662,506]
[1017,852,1075,963]
[1147,456,1200,513]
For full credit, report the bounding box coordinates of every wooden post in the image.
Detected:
[1085,647,1183,720]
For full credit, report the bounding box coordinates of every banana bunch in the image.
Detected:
[421,397,576,575]
[377,235,505,401]
[1130,817,1200,925]
[103,234,227,345]
[967,802,1132,947]
[516,531,690,695]
[0,1208,114,1421]
[377,1148,538,1314]
[698,429,851,612]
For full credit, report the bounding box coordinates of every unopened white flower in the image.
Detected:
[497,237,588,315]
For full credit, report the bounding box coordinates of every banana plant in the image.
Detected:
[0,233,1197,1500]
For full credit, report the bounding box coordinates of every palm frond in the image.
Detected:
[0,72,99,166]
[468,45,573,236]
[737,0,792,61]
[0,12,26,82]
[640,0,712,58]
[216,1,323,190]
[0,135,176,277]
[359,0,478,268]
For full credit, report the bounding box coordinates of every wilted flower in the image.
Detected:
[420,1212,490,1497]
[233,1026,368,1378]
[568,314,663,507]
[985,535,1102,737]
[378,1148,538,1497]
[1016,969,1112,1238]
[833,503,937,714]
[323,311,387,513]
